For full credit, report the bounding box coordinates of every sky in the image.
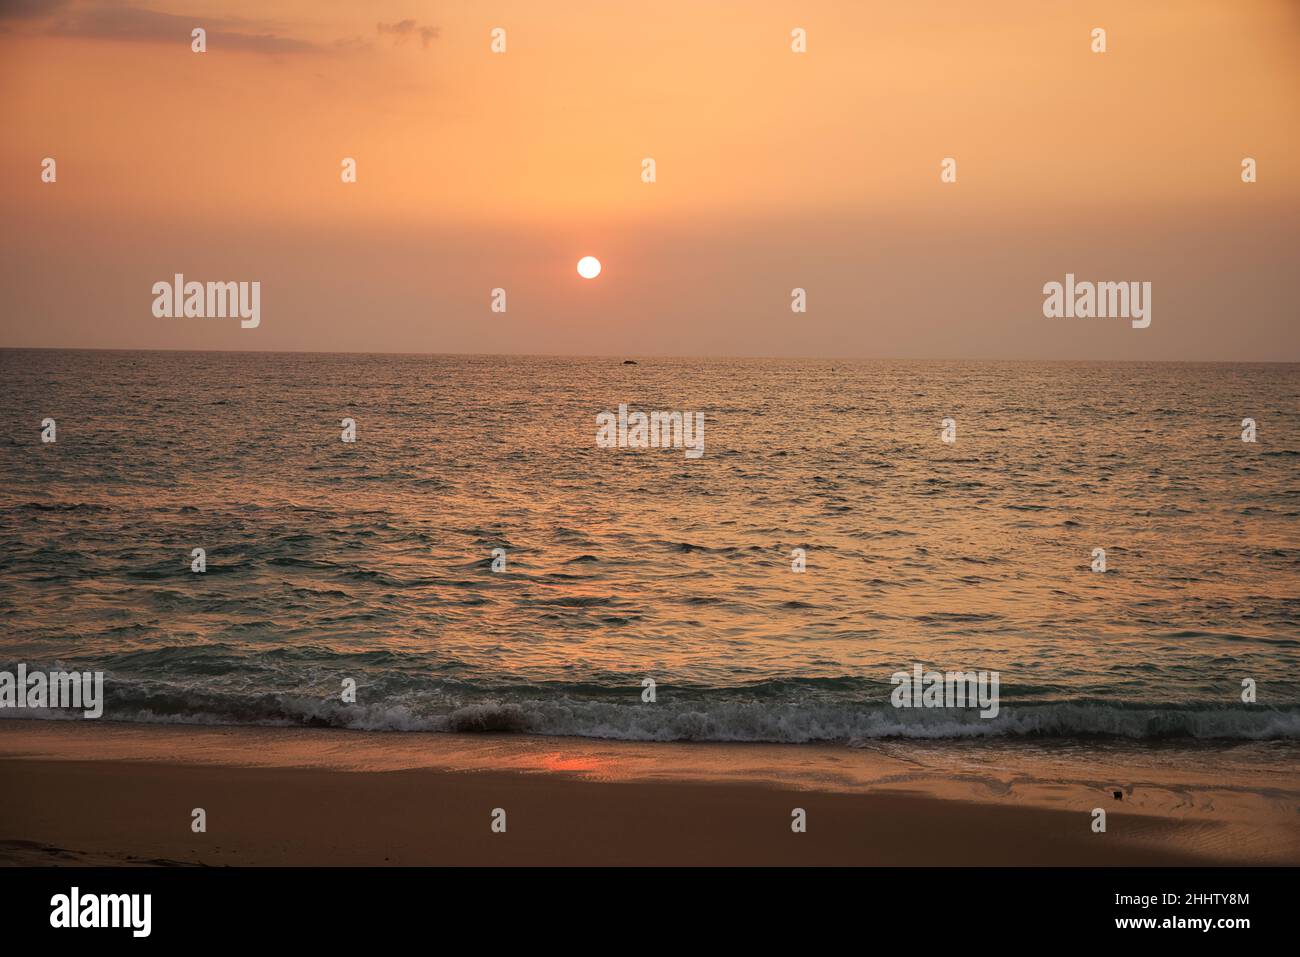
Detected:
[1,0,1298,360]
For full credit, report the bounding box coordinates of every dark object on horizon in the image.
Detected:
[1113,790,1123,800]
[623,359,637,364]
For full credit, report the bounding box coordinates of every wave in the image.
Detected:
[8,682,1297,742]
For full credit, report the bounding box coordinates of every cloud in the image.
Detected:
[2,2,425,56]
[377,19,438,49]
[23,1,322,55]
[0,0,73,20]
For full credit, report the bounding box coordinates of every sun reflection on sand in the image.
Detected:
[537,752,608,774]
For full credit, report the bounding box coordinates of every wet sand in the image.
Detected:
[1,720,1296,866]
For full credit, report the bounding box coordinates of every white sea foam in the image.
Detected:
[13,685,1295,743]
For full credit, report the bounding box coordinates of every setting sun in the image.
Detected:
[577,256,601,280]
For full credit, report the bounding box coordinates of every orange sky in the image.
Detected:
[1,0,1298,359]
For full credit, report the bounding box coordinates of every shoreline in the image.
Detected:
[3,720,1297,866]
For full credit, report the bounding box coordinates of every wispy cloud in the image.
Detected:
[3,3,441,56]
[3,0,325,55]
[377,19,438,49]
[55,3,316,54]
[0,0,74,20]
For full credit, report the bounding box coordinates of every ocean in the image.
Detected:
[1,349,1297,743]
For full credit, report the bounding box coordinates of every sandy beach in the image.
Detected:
[2,720,1296,866]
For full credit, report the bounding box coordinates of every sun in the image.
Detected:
[577,256,602,279]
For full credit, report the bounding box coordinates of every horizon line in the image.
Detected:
[0,345,1297,365]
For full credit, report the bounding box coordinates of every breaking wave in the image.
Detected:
[8,680,1296,742]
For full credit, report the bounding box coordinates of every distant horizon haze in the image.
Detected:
[2,346,1299,366]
